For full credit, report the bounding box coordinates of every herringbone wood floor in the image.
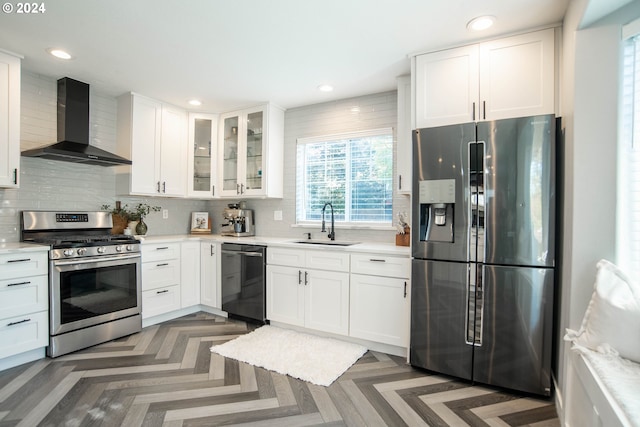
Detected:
[0,312,559,426]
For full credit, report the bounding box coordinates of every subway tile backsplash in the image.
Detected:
[0,71,409,244]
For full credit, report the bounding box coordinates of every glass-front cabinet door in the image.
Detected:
[217,103,284,198]
[187,113,218,198]
[221,114,240,195]
[245,110,264,193]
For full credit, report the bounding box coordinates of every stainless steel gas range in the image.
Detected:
[21,211,142,357]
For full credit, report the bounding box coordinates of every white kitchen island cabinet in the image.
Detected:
[116,93,188,197]
[267,247,349,335]
[413,28,555,128]
[218,104,284,198]
[0,50,21,188]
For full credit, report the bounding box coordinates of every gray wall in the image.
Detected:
[0,72,409,244]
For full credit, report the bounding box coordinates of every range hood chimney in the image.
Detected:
[21,77,132,166]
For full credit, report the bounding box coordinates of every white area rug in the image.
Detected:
[210,325,367,386]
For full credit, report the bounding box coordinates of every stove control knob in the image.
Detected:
[97,247,106,254]
[126,245,133,251]
[77,248,87,256]
[63,249,74,257]
[115,245,123,252]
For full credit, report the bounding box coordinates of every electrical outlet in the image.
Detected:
[162,209,169,219]
[274,210,283,221]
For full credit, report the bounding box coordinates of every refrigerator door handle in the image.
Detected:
[465,264,475,345]
[475,265,484,346]
[465,264,484,347]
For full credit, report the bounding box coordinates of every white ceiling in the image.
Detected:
[0,0,569,112]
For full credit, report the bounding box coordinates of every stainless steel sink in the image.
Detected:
[292,240,359,246]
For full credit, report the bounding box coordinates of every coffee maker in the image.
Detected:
[221,204,255,236]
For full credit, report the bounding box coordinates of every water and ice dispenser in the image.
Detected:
[419,179,455,243]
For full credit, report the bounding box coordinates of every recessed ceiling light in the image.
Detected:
[317,84,334,92]
[188,99,202,106]
[47,48,72,60]
[467,16,495,31]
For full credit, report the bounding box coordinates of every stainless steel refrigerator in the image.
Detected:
[410,114,556,396]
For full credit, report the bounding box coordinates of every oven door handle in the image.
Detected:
[221,250,263,257]
[53,254,141,266]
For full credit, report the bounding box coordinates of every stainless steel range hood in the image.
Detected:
[21,77,132,166]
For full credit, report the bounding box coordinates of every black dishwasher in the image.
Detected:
[220,243,266,324]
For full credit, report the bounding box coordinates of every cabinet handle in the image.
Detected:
[404,281,407,298]
[7,258,31,263]
[7,281,30,287]
[369,259,386,262]
[211,245,215,256]
[236,184,240,195]
[8,318,30,326]
[398,175,402,191]
[304,271,309,286]
[298,270,302,285]
[13,168,18,185]
[241,183,245,194]
[156,290,169,294]
[156,263,169,267]
[157,181,161,193]
[156,247,169,250]
[472,102,476,121]
[212,185,215,196]
[162,181,166,193]
[483,101,486,120]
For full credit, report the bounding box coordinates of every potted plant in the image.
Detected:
[130,203,161,235]
[101,201,131,234]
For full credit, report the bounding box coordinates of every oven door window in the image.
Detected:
[59,262,138,325]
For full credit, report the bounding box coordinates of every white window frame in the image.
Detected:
[296,127,393,229]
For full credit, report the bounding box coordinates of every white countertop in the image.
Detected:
[137,234,411,256]
[0,242,50,254]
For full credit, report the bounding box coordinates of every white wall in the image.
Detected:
[558,0,640,422]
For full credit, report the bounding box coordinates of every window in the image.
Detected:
[296,128,393,226]
[619,26,640,278]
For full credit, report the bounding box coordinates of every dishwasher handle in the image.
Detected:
[221,250,264,257]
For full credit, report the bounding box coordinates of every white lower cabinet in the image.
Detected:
[141,242,181,319]
[180,241,201,307]
[349,254,411,347]
[267,248,349,336]
[200,242,219,308]
[141,285,181,319]
[0,250,49,360]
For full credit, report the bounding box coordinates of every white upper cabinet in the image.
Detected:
[116,93,187,197]
[0,50,21,188]
[187,113,218,198]
[218,103,284,198]
[414,28,555,128]
[396,75,412,194]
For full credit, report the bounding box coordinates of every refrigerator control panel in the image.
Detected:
[418,179,455,204]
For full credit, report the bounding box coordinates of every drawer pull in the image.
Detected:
[7,258,31,263]
[369,259,386,262]
[156,247,169,250]
[7,281,30,287]
[156,290,169,294]
[8,318,30,326]
[156,263,169,267]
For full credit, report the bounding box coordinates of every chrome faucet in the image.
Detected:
[321,202,336,240]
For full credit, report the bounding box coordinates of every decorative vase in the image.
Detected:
[135,218,148,235]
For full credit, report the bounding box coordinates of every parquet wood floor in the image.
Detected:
[0,312,560,426]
